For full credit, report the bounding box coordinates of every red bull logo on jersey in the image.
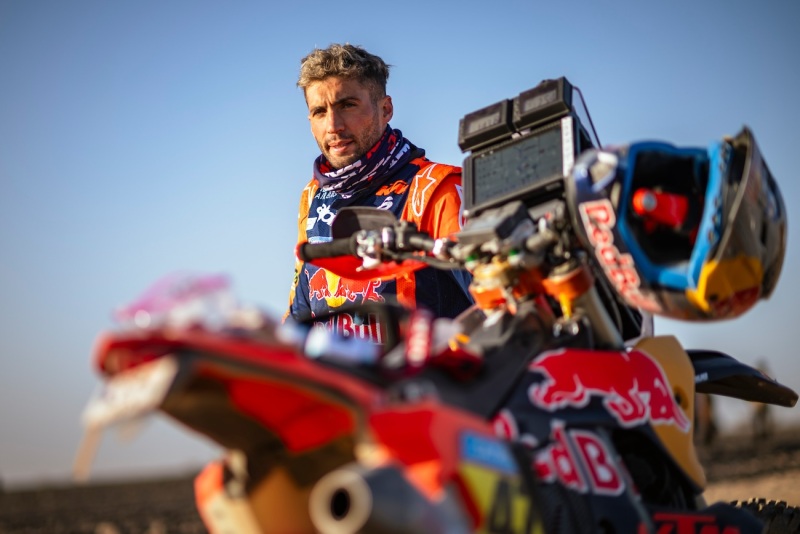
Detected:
[527,348,690,432]
[312,312,385,344]
[306,268,385,307]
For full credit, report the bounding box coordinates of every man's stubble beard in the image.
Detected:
[321,111,385,170]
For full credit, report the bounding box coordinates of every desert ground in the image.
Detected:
[2,424,798,533]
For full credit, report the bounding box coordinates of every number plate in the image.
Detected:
[82,356,179,428]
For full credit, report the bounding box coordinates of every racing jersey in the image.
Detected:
[286,149,473,341]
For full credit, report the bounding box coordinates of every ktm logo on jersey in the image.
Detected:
[376,180,410,196]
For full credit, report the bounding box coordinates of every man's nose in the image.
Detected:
[324,108,344,133]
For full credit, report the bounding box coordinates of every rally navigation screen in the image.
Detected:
[469,121,564,210]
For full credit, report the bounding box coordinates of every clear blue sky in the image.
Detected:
[2,0,799,487]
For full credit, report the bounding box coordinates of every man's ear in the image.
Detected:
[382,96,394,123]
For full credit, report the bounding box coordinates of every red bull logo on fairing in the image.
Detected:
[528,349,690,432]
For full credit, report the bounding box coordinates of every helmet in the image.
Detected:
[567,127,786,321]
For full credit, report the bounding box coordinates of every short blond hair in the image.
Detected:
[297,43,390,102]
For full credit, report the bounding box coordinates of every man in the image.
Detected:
[286,43,473,339]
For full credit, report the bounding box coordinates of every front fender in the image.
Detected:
[688,349,798,407]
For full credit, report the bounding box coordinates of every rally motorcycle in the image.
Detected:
[76,78,800,533]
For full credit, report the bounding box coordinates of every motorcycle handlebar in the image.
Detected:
[299,224,441,265]
[297,236,358,262]
[404,233,436,254]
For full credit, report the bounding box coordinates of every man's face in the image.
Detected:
[305,76,393,170]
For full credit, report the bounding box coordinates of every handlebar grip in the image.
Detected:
[297,237,358,262]
[406,234,436,253]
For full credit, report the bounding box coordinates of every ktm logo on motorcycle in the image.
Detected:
[642,512,745,534]
[528,348,691,432]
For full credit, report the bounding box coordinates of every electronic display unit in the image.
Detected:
[458,77,599,217]
[457,99,513,152]
[463,114,593,217]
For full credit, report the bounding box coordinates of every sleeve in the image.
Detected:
[295,181,316,244]
[416,171,465,239]
[285,262,311,322]
[412,167,474,307]
[284,181,317,322]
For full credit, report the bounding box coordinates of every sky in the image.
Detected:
[1,0,799,488]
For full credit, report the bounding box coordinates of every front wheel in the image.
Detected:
[733,499,800,534]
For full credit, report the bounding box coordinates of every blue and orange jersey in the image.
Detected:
[286,156,473,337]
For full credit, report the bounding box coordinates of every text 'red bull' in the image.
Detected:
[579,199,662,313]
[312,312,385,345]
[528,349,690,432]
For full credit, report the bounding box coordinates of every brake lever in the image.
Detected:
[353,229,386,269]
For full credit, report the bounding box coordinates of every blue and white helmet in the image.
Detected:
[566,127,786,321]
